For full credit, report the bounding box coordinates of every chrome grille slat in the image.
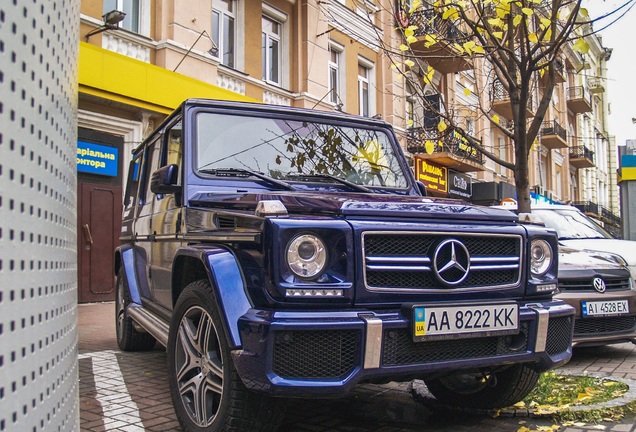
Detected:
[362,232,523,292]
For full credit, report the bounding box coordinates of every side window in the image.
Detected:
[165,121,183,185]
[123,151,143,208]
[139,137,161,206]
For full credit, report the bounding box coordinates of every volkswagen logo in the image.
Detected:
[592,277,606,293]
[433,239,471,286]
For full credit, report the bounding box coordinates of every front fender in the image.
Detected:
[115,244,142,304]
[174,246,252,348]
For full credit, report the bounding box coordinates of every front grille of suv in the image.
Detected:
[273,330,359,379]
[363,232,522,291]
[382,323,530,366]
[559,277,631,292]
[574,316,636,336]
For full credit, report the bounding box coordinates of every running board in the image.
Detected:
[127,303,170,347]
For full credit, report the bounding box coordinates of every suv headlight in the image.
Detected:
[286,234,327,279]
[530,239,553,276]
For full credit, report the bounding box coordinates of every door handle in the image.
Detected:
[83,224,94,246]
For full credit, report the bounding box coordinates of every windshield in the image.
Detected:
[195,112,408,189]
[532,208,613,240]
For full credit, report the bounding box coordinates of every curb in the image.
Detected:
[409,372,636,418]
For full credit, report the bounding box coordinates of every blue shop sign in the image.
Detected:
[77,141,118,177]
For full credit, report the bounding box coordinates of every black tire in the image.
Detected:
[423,364,540,409]
[115,268,157,351]
[167,279,286,432]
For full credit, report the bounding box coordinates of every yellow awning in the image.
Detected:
[78,42,254,114]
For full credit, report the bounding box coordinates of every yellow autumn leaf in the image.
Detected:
[540,18,551,28]
[513,401,526,408]
[407,25,419,33]
[406,35,418,44]
[543,28,552,41]
[404,59,415,68]
[473,45,485,54]
[437,140,443,148]
[407,119,414,127]
[513,15,522,27]
[423,66,435,84]
[493,31,503,40]
[399,44,410,51]
[404,27,415,37]
[603,381,618,386]
[492,114,500,124]
[522,7,533,15]
[409,0,422,13]
[577,393,591,401]
[442,7,458,20]
[425,140,436,154]
[463,87,471,96]
[463,41,475,55]
[437,121,447,132]
[573,37,590,54]
[424,34,438,48]
[580,7,589,18]
[390,63,398,70]
[488,17,503,27]
[528,33,538,43]
[517,427,531,432]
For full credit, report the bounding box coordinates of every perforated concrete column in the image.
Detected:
[0,0,80,431]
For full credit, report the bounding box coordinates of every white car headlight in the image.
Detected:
[530,239,553,276]
[286,234,327,279]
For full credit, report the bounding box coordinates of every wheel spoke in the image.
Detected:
[176,319,201,383]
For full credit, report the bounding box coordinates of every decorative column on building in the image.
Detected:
[0,0,80,430]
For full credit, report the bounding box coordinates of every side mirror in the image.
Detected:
[150,164,180,194]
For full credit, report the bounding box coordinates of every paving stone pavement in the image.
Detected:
[79,302,636,432]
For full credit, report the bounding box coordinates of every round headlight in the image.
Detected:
[287,234,327,279]
[530,239,553,276]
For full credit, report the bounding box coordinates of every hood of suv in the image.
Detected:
[189,191,518,223]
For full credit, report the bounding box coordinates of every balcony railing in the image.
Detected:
[600,205,621,226]
[410,9,466,40]
[573,201,598,215]
[406,9,472,73]
[407,127,484,166]
[588,77,605,94]
[569,145,595,168]
[491,81,535,120]
[540,120,567,150]
[567,86,592,114]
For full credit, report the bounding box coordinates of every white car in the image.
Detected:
[529,204,636,285]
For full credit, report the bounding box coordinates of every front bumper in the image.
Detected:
[232,300,574,397]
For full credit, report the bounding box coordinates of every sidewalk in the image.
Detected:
[78,302,636,432]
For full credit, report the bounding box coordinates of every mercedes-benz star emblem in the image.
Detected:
[592,277,606,293]
[433,239,471,286]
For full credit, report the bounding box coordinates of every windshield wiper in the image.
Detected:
[199,168,296,191]
[286,173,373,193]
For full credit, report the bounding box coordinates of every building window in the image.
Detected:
[104,0,144,34]
[212,0,235,68]
[358,64,370,117]
[262,15,282,85]
[329,44,343,105]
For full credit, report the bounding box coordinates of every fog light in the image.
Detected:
[536,283,557,292]
[286,289,344,297]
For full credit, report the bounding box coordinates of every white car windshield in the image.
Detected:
[532,208,612,240]
[195,112,408,189]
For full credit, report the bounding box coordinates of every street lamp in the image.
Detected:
[85,10,126,41]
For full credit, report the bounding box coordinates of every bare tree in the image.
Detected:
[377,0,614,213]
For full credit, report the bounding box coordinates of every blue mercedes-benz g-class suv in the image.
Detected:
[115,99,574,431]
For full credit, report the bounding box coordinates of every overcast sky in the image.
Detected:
[583,0,636,147]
